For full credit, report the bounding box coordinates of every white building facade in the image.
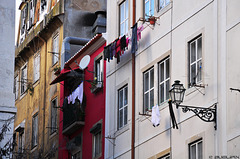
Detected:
[0,0,17,158]
[105,0,240,158]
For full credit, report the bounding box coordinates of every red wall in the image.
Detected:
[58,43,106,159]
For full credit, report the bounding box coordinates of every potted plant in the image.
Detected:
[53,66,61,75]
[148,16,157,25]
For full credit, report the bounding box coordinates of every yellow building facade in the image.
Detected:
[14,0,63,158]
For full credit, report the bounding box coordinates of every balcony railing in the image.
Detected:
[62,100,85,135]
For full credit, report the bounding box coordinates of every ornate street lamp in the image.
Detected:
[169,80,217,129]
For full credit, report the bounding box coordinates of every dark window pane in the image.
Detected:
[124,87,128,105]
[144,72,149,92]
[160,62,164,82]
[166,79,170,100]
[190,41,196,63]
[166,58,169,78]
[144,93,149,111]
[124,107,128,125]
[119,109,123,128]
[197,37,202,59]
[150,69,154,88]
[160,83,164,103]
[119,90,123,108]
[150,90,154,109]
[198,141,203,159]
[190,63,196,85]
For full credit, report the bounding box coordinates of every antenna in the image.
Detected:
[79,55,90,70]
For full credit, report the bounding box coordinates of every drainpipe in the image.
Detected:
[61,37,90,69]
[131,0,136,158]
[38,35,47,155]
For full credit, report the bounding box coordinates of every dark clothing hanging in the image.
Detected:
[131,23,138,54]
[120,35,127,51]
[168,100,178,129]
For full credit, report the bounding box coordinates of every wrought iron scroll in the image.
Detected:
[177,104,217,123]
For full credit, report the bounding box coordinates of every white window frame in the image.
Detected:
[34,52,40,83]
[143,67,154,112]
[52,33,59,65]
[118,85,128,129]
[145,0,154,17]
[158,57,170,104]
[95,56,103,85]
[14,74,19,100]
[93,130,102,158]
[120,0,129,36]
[50,98,58,134]
[189,36,202,87]
[20,64,28,95]
[32,113,38,148]
[189,139,203,159]
[158,0,170,11]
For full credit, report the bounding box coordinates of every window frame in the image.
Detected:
[119,0,129,36]
[93,130,102,158]
[158,56,170,105]
[14,74,19,100]
[33,52,40,83]
[189,139,203,159]
[32,113,38,149]
[118,85,128,129]
[188,35,202,87]
[50,97,58,134]
[143,67,154,112]
[20,63,28,95]
[18,131,24,153]
[158,0,170,12]
[95,56,103,86]
[145,0,155,18]
[52,32,59,66]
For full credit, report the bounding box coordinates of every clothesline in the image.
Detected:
[104,16,160,64]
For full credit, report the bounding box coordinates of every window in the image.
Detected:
[72,151,81,159]
[41,0,47,12]
[51,98,58,134]
[32,113,38,148]
[21,64,27,95]
[158,0,170,11]
[158,154,170,159]
[143,68,154,112]
[90,123,102,158]
[34,53,40,82]
[145,0,154,18]
[159,57,170,104]
[118,85,128,129]
[93,130,101,158]
[52,33,59,65]
[189,139,203,159]
[189,36,202,87]
[27,0,35,30]
[14,75,19,100]
[95,57,103,85]
[120,0,129,36]
[18,131,24,153]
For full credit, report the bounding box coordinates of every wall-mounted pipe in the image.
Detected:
[131,0,136,158]
[61,37,90,69]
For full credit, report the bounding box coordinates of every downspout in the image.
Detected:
[131,0,136,158]
[61,37,90,69]
[38,35,47,155]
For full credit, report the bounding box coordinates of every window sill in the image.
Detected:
[33,79,40,87]
[115,124,129,137]
[91,83,103,93]
[50,131,58,139]
[30,145,38,153]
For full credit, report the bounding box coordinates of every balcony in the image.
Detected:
[62,100,85,135]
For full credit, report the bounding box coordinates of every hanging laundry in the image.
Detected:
[67,82,84,104]
[137,25,144,41]
[120,35,127,51]
[104,45,110,61]
[151,104,161,127]
[112,40,116,57]
[131,23,138,54]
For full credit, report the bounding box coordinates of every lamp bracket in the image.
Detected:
[177,103,217,129]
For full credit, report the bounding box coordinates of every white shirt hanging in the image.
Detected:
[151,104,161,127]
